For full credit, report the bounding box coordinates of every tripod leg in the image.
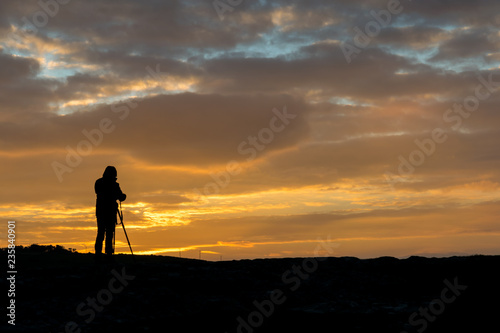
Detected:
[118,204,135,260]
[121,222,134,256]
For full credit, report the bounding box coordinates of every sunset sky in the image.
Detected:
[1,0,500,260]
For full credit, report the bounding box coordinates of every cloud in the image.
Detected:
[377,26,448,49]
[0,92,308,159]
[1,0,500,258]
[430,28,500,61]
[0,92,310,207]
[0,50,60,120]
[0,49,39,82]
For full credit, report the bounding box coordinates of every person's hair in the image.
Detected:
[103,166,117,179]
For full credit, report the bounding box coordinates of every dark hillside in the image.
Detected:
[2,246,498,332]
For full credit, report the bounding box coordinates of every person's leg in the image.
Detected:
[105,220,116,256]
[95,217,105,255]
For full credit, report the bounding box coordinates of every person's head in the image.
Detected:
[102,166,117,180]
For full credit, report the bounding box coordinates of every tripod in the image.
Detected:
[116,201,135,260]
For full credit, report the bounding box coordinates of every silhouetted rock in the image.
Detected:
[1,247,498,332]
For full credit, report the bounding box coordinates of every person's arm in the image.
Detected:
[94,179,101,195]
[116,183,126,202]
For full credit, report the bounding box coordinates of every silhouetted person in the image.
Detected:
[94,166,126,262]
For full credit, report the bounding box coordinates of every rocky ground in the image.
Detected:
[2,246,499,332]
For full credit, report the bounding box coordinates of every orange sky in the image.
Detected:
[1,0,500,260]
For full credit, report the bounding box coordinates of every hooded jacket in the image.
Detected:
[95,166,126,219]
